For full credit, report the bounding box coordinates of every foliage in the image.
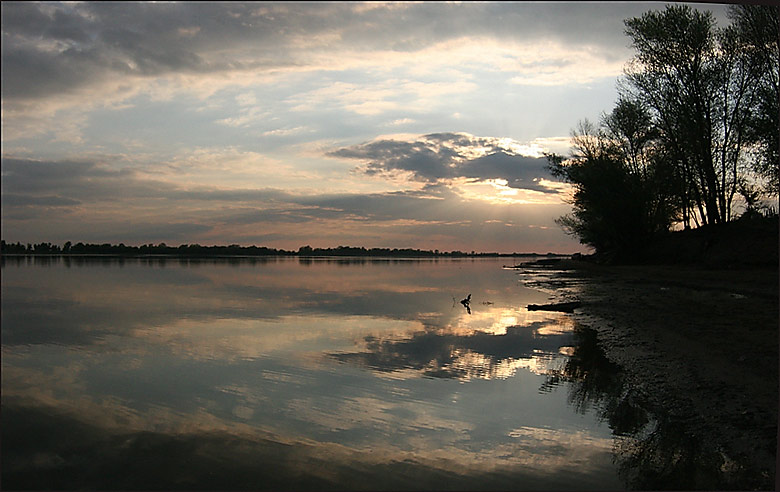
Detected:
[551,5,779,258]
[624,6,724,226]
[547,103,678,259]
[727,4,780,193]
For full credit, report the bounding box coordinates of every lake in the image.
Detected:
[1,256,629,490]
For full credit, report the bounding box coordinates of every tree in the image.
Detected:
[548,5,778,260]
[727,4,779,194]
[547,103,678,259]
[622,5,778,226]
[623,5,725,226]
[548,148,644,257]
[602,97,656,178]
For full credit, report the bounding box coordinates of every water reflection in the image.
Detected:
[1,399,620,491]
[331,318,575,381]
[545,325,772,490]
[0,258,654,489]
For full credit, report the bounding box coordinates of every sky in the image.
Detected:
[1,1,732,254]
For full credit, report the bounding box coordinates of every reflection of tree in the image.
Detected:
[542,327,649,437]
[547,324,771,490]
[614,417,739,490]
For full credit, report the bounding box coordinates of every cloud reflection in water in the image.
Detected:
[1,258,622,490]
[331,315,577,381]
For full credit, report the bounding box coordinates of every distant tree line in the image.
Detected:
[0,240,557,258]
[0,241,288,256]
[547,4,779,260]
[294,245,532,257]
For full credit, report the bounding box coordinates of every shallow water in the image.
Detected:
[1,257,626,490]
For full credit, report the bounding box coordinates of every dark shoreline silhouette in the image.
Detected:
[0,240,567,259]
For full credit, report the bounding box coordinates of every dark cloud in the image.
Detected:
[1,157,289,206]
[0,155,571,250]
[1,3,271,100]
[101,222,215,244]
[1,2,730,102]
[1,156,455,224]
[330,132,557,192]
[1,157,162,202]
[1,194,81,207]
[462,152,552,192]
[335,139,455,181]
[294,188,454,222]
[2,158,117,184]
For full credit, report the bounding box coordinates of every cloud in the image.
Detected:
[1,153,579,252]
[3,2,710,106]
[2,3,263,101]
[1,2,730,150]
[328,132,559,193]
[0,153,553,219]
[287,79,478,116]
[261,126,310,137]
[0,157,168,203]
[1,194,81,207]
[1,155,296,207]
[388,118,415,127]
[1,1,733,135]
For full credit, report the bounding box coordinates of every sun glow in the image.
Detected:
[454,178,565,205]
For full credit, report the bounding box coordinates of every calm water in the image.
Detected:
[2,257,628,490]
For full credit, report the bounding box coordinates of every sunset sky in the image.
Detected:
[1,2,730,253]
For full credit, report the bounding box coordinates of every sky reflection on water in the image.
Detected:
[1,257,623,490]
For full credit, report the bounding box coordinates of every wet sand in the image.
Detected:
[518,259,778,490]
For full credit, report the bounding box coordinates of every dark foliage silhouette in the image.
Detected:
[548,5,779,259]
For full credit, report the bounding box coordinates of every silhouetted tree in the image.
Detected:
[623,6,724,225]
[551,5,778,255]
[547,105,678,259]
[622,5,778,226]
[727,4,780,194]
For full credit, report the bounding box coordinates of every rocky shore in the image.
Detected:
[518,259,778,490]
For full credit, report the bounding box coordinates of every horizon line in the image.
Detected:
[0,239,577,257]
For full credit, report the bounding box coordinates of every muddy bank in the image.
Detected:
[518,259,778,490]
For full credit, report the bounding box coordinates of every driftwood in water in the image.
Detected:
[527,301,581,313]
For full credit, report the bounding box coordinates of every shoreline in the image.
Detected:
[518,259,778,490]
[0,252,570,260]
